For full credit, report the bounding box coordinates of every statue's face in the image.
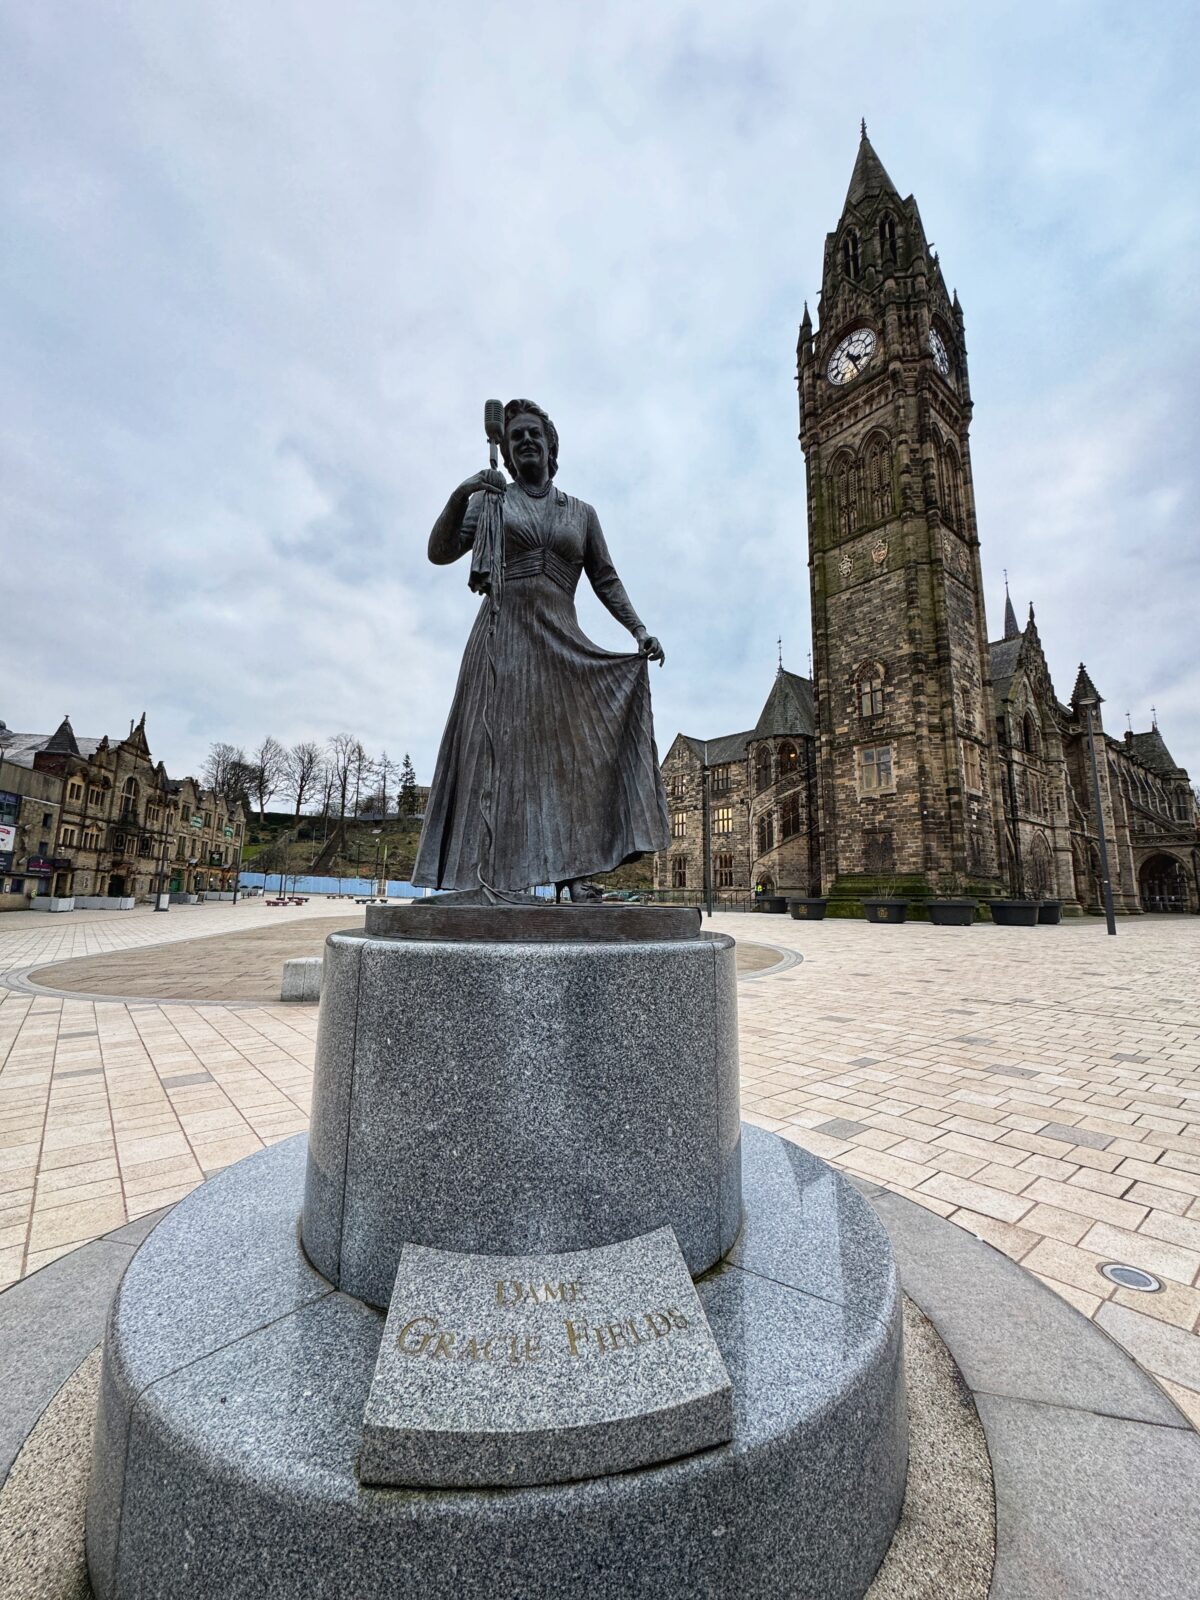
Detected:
[507,413,548,478]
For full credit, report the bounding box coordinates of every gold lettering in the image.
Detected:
[593,1325,611,1354]
[430,1330,456,1359]
[644,1311,673,1338]
[605,1322,627,1350]
[496,1280,524,1307]
[668,1307,689,1330]
[564,1318,589,1357]
[463,1335,494,1362]
[396,1314,438,1355]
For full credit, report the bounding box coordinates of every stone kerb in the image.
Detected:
[301,915,742,1307]
[280,956,322,1002]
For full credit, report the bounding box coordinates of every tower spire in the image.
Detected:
[1003,571,1020,641]
[842,126,900,212]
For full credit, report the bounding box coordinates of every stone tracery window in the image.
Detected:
[756,812,775,854]
[778,742,799,778]
[879,213,898,263]
[780,792,802,840]
[714,852,735,889]
[754,746,773,793]
[857,664,884,718]
[842,229,861,280]
[832,451,860,537]
[671,856,688,889]
[865,434,894,522]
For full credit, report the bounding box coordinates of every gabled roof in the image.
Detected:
[753,670,816,739]
[1127,728,1183,778]
[680,730,755,766]
[988,635,1024,697]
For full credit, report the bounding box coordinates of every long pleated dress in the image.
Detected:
[413,481,670,892]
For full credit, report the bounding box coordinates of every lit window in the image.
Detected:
[713,805,734,834]
[778,742,799,777]
[715,852,734,888]
[711,764,731,795]
[859,745,894,793]
[671,856,688,889]
[671,812,686,839]
[668,774,686,799]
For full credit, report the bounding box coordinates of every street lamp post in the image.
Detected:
[1080,695,1117,937]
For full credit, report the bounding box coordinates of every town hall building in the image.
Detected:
[656,131,1199,914]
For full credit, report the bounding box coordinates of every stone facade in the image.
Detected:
[0,714,246,902]
[652,133,1199,913]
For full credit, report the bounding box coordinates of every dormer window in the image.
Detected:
[841,229,861,280]
[879,213,897,263]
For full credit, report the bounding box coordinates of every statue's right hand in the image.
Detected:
[455,469,506,501]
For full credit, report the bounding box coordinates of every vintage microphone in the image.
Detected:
[475,400,507,901]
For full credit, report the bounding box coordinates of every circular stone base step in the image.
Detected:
[86,1126,907,1600]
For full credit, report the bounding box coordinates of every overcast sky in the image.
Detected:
[3,1,1197,790]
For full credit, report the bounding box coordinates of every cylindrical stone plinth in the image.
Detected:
[301,906,741,1306]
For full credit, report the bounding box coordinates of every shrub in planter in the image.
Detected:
[988,899,1039,927]
[788,898,828,921]
[862,898,908,924]
[928,899,977,927]
[1036,900,1063,924]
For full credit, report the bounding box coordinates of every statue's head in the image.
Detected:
[501,398,559,481]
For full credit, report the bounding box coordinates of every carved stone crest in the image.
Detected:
[839,551,853,580]
[871,537,888,568]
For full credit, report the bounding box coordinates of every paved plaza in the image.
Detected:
[1,900,1199,1432]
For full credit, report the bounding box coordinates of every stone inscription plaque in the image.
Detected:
[359,1226,733,1488]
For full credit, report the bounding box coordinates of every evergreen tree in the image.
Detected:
[398,754,419,819]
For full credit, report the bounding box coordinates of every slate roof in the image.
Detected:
[0,728,103,767]
[988,635,1023,696]
[754,670,816,739]
[1127,728,1182,778]
[678,670,816,766]
[843,130,900,211]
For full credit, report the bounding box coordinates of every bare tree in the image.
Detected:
[350,741,372,818]
[285,741,323,822]
[328,733,356,820]
[203,742,249,803]
[247,736,287,824]
[374,751,395,821]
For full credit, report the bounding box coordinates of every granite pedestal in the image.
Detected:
[86,1125,906,1600]
[302,906,742,1305]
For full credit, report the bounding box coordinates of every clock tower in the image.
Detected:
[797,129,1003,899]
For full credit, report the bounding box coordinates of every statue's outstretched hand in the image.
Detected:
[455,469,507,501]
[638,633,665,666]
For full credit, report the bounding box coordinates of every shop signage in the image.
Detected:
[0,823,15,853]
[191,815,205,830]
[0,852,12,873]
[26,857,54,876]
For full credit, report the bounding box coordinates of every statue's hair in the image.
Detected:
[501,399,559,480]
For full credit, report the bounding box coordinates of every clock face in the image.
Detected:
[826,327,877,385]
[928,327,951,376]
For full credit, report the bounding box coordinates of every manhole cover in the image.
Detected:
[1099,1262,1162,1293]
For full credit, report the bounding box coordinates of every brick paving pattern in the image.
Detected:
[1,901,1198,1429]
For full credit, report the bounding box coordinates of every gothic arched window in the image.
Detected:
[777,742,799,778]
[865,434,894,522]
[832,451,860,536]
[780,792,802,840]
[841,229,861,280]
[1022,712,1039,756]
[879,213,898,263]
[857,664,884,719]
[757,812,775,855]
[754,745,773,792]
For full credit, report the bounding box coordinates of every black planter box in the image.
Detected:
[988,899,1039,927]
[788,898,828,920]
[928,899,977,927]
[862,898,908,924]
[1037,900,1063,924]
[754,896,789,915]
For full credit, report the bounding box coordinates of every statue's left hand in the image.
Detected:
[638,633,665,666]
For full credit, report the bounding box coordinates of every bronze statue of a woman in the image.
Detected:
[412,399,669,901]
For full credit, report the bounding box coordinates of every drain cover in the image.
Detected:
[1099,1262,1162,1293]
